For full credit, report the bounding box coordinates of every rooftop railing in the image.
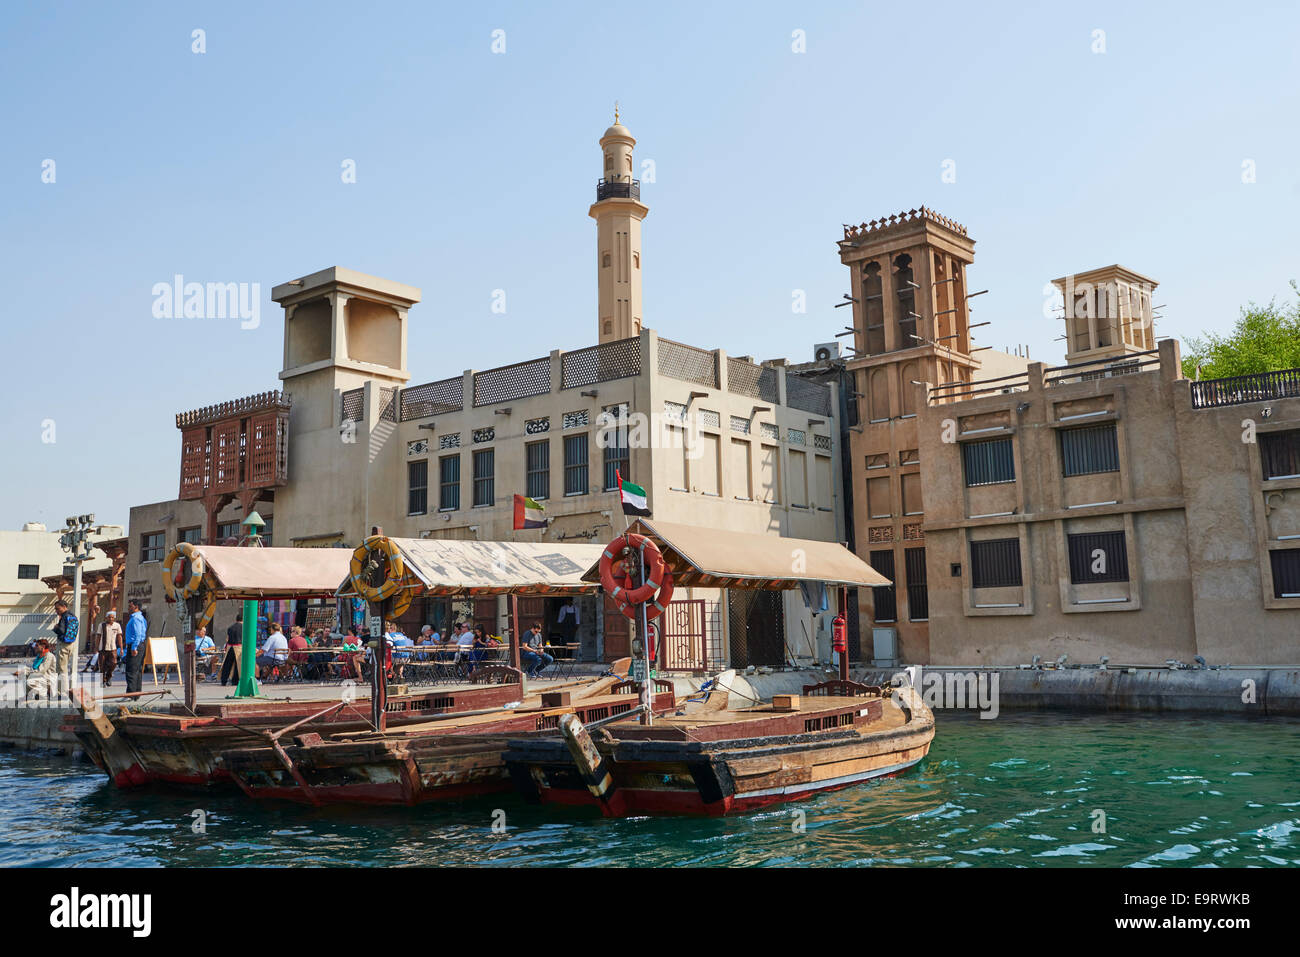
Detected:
[1190,367,1300,409]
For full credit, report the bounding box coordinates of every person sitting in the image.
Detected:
[18,639,58,701]
[257,623,291,680]
[388,621,413,680]
[469,626,491,673]
[193,625,218,679]
[288,626,312,680]
[520,622,553,679]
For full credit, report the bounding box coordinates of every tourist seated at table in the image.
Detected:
[18,639,57,700]
[257,623,291,678]
[388,622,413,678]
[287,626,313,679]
[467,626,492,672]
[192,626,219,677]
[520,622,553,679]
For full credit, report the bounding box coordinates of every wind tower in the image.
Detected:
[590,106,648,343]
[836,207,981,663]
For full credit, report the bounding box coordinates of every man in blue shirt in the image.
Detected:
[123,599,148,693]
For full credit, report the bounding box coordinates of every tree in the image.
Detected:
[1181,281,1300,380]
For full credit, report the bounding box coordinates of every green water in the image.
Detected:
[2,711,1297,867]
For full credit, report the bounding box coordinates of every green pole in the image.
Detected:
[234,598,260,697]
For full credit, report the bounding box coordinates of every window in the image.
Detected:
[473,449,495,507]
[788,449,808,507]
[216,521,241,543]
[970,538,1022,588]
[1067,530,1129,584]
[730,438,752,499]
[1060,423,1120,477]
[261,517,273,547]
[602,409,630,490]
[564,434,589,495]
[869,549,897,622]
[17,564,38,580]
[758,444,779,503]
[439,454,460,511]
[1260,430,1300,480]
[962,437,1015,486]
[905,547,928,621]
[141,532,165,563]
[695,434,721,496]
[179,526,202,545]
[408,460,429,515]
[526,440,549,500]
[1270,549,1300,598]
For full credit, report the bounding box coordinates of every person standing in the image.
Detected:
[51,599,79,694]
[99,610,123,687]
[123,599,147,694]
[221,613,243,686]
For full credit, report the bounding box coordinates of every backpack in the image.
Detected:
[62,613,79,644]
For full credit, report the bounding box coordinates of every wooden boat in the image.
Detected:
[503,682,934,816]
[217,680,676,806]
[63,666,547,789]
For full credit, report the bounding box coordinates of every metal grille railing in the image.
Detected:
[378,387,398,423]
[1190,367,1300,409]
[401,376,463,420]
[658,338,718,388]
[727,358,778,403]
[341,388,364,423]
[786,375,832,416]
[474,357,552,406]
[561,337,641,388]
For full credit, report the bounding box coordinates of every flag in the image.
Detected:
[513,494,547,530]
[616,470,651,517]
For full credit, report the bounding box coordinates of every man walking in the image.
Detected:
[123,599,147,694]
[99,610,123,687]
[51,599,79,694]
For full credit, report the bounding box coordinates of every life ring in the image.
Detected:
[194,595,217,631]
[599,534,674,620]
[349,536,406,604]
[161,542,206,602]
[390,588,412,619]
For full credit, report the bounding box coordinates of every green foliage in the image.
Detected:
[1181,281,1300,380]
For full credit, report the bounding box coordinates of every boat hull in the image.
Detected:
[506,689,935,817]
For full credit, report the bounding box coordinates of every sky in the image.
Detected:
[2,0,1298,531]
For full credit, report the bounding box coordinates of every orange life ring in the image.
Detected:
[599,534,674,620]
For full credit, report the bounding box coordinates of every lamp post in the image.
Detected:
[233,510,266,698]
[58,514,97,690]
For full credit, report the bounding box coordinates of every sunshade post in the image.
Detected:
[371,594,389,732]
[638,538,653,726]
[509,593,521,676]
[234,598,260,697]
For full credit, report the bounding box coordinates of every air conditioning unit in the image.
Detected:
[813,341,841,362]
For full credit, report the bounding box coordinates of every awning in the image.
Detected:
[192,546,355,600]
[338,538,606,598]
[580,519,892,589]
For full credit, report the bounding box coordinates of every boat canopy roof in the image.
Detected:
[189,545,355,599]
[580,519,892,589]
[338,538,606,598]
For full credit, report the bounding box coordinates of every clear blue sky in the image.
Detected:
[2,1,1297,531]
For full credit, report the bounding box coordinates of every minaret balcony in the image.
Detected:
[596,178,640,201]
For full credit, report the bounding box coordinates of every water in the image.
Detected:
[3,711,1298,867]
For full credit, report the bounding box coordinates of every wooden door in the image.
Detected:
[602,594,631,661]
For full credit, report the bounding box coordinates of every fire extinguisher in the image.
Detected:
[832,615,847,654]
[832,614,848,681]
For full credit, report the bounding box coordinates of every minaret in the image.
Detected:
[589,107,648,343]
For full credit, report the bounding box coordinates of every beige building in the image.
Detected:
[829,208,1300,665]
[122,117,847,671]
[0,523,124,647]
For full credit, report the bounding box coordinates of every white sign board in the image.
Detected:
[369,615,382,638]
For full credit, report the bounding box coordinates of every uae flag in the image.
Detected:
[513,494,547,530]
[616,470,651,517]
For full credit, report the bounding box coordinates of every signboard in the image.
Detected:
[305,605,338,635]
[369,615,382,638]
[630,658,647,681]
[143,636,180,686]
[127,580,152,602]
